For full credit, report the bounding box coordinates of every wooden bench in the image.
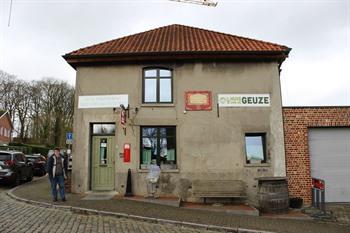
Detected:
[192,180,246,204]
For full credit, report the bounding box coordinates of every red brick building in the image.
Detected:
[0,110,13,144]
[283,107,350,204]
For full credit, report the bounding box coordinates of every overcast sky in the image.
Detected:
[0,0,349,106]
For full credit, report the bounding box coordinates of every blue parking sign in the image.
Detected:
[66,132,73,140]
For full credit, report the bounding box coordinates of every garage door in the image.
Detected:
[309,128,350,202]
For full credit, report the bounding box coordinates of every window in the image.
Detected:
[143,68,173,103]
[99,138,108,165]
[245,133,267,164]
[15,153,25,162]
[92,124,116,135]
[140,126,176,169]
[0,153,11,161]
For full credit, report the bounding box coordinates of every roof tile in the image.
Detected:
[65,24,289,57]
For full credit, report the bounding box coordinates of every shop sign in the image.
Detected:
[218,94,270,107]
[185,91,212,111]
[78,94,128,109]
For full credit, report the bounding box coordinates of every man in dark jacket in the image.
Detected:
[47,148,68,202]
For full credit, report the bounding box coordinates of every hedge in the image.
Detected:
[1,143,50,155]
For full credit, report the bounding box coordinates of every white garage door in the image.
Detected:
[309,128,350,202]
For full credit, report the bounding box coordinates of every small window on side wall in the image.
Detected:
[245,133,267,164]
[143,68,173,103]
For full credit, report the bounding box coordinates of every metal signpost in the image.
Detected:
[312,177,325,212]
[66,132,73,146]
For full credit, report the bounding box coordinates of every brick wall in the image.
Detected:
[283,107,350,204]
[0,114,12,144]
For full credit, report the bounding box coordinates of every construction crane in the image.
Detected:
[169,0,218,7]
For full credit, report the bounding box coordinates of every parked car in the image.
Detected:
[25,154,46,176]
[0,150,34,186]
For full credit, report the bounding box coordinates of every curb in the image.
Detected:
[6,183,274,233]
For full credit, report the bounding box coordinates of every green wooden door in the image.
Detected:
[92,136,115,191]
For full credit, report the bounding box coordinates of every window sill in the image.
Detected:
[138,169,180,173]
[244,163,270,167]
[141,103,175,107]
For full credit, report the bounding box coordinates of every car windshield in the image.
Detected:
[0,153,11,161]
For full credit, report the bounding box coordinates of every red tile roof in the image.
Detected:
[66,24,289,56]
[64,24,290,67]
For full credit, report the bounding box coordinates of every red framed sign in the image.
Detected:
[185,91,212,111]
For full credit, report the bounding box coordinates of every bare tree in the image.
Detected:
[0,70,75,147]
[0,70,17,122]
[14,80,32,141]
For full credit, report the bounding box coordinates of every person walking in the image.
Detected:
[47,147,68,202]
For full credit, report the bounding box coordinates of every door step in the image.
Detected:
[82,191,118,200]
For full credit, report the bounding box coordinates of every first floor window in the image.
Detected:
[245,133,267,164]
[141,126,176,169]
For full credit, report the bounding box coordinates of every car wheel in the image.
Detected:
[12,174,21,187]
[27,170,33,182]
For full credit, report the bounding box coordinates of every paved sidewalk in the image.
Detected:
[327,204,350,225]
[10,177,350,233]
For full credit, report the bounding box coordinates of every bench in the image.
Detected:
[192,180,246,204]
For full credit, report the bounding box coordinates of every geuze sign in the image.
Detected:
[218,94,270,107]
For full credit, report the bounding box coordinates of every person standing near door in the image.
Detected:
[47,147,68,202]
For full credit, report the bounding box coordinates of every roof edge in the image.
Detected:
[63,51,289,69]
[0,110,8,119]
[63,49,290,59]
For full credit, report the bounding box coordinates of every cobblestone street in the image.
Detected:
[2,180,350,233]
[0,191,214,233]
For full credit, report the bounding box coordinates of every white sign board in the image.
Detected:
[218,94,270,107]
[78,95,128,109]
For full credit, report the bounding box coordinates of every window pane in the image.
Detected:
[144,79,157,102]
[142,127,157,137]
[93,124,102,134]
[101,124,115,134]
[160,137,176,165]
[142,137,157,164]
[0,153,11,161]
[159,127,175,137]
[100,138,108,165]
[159,69,171,77]
[93,124,115,134]
[159,79,172,102]
[145,69,157,77]
[245,136,264,162]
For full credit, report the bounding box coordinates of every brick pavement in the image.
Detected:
[7,178,350,233]
[327,204,350,225]
[0,192,217,233]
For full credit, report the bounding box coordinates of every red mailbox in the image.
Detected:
[123,143,131,162]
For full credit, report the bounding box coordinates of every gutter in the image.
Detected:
[63,49,291,69]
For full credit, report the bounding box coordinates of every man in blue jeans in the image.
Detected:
[47,148,68,202]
